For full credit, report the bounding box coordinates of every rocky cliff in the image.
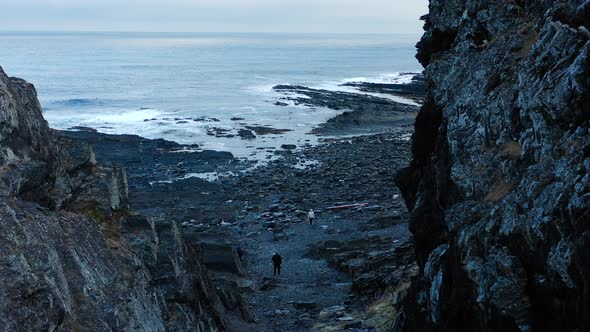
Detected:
[0,66,250,331]
[396,1,590,331]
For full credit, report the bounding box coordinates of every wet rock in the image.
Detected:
[341,74,427,103]
[260,277,287,291]
[319,305,347,319]
[245,126,292,135]
[396,1,590,331]
[298,313,313,321]
[238,129,256,140]
[272,85,421,136]
[200,242,246,275]
[306,238,417,296]
[68,125,98,132]
[293,301,318,311]
[263,221,277,229]
[207,127,234,138]
[268,203,281,212]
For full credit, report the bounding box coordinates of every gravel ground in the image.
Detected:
[71,83,423,331]
[215,128,415,331]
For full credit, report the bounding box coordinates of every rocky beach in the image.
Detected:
[1,0,589,331]
[89,130,421,331]
[0,60,425,331]
[60,74,425,331]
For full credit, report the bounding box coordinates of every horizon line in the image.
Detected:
[0,30,423,36]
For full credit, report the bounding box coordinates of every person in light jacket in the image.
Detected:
[308,209,315,225]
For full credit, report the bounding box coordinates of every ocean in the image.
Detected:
[0,32,422,159]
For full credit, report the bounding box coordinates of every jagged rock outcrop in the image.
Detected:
[0,199,166,331]
[0,69,59,205]
[0,66,251,331]
[396,1,589,331]
[0,67,128,211]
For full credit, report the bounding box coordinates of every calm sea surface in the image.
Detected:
[0,32,422,158]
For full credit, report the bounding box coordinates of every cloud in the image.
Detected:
[0,0,428,33]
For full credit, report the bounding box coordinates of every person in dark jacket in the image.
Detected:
[272,252,282,275]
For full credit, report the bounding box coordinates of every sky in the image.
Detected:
[0,0,428,34]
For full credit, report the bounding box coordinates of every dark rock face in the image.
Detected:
[0,68,129,212]
[0,199,166,331]
[122,215,243,331]
[0,66,249,331]
[306,238,417,296]
[396,1,590,331]
[0,69,61,207]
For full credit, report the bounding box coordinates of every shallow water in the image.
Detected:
[0,32,421,158]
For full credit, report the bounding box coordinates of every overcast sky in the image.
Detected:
[0,0,428,34]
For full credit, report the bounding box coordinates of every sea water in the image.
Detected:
[0,32,422,159]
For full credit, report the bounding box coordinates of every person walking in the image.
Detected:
[308,209,315,225]
[272,252,282,275]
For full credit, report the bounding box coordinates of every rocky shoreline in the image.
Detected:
[59,77,425,223]
[75,129,421,331]
[272,74,423,136]
[0,67,427,331]
[340,74,427,104]
[3,0,589,331]
[54,77,425,331]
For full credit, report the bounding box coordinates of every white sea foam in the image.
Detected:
[259,72,421,107]
[91,108,163,124]
[341,72,418,85]
[190,170,241,182]
[312,81,419,106]
[243,84,277,94]
[182,172,227,182]
[150,171,238,185]
[311,72,421,106]
[245,83,311,100]
[46,108,164,128]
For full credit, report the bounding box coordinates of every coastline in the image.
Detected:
[60,75,425,331]
[57,72,424,161]
[3,1,589,329]
[0,59,425,330]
